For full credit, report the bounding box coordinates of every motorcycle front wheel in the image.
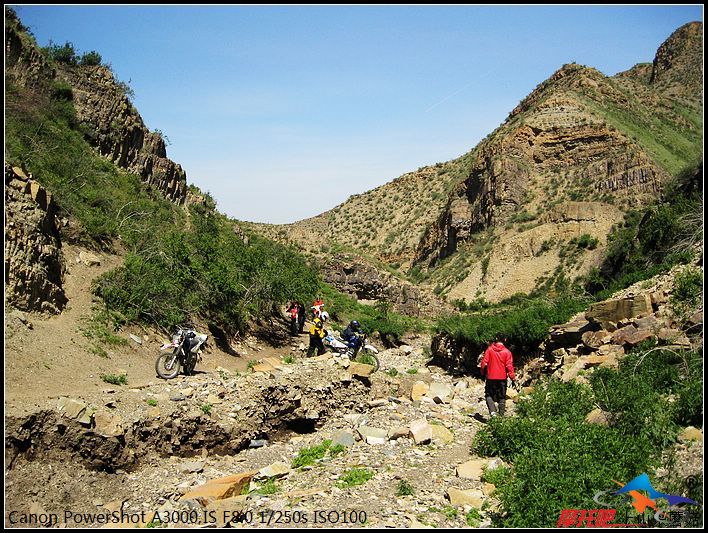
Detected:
[352,351,380,373]
[156,350,181,379]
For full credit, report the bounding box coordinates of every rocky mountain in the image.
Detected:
[5,9,189,205]
[250,22,702,306]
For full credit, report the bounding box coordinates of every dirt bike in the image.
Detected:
[324,332,380,372]
[155,327,208,379]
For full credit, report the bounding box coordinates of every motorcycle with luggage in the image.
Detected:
[155,326,208,379]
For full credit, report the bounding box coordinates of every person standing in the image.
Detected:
[297,302,306,333]
[311,297,324,319]
[287,301,300,336]
[480,333,516,417]
[306,317,327,357]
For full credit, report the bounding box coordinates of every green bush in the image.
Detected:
[436,296,588,362]
[292,440,332,468]
[473,379,659,527]
[336,467,374,488]
[80,50,102,66]
[474,344,703,527]
[44,40,77,63]
[396,479,414,496]
[100,373,128,386]
[94,211,319,336]
[671,267,703,314]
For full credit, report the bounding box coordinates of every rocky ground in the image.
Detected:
[5,245,703,529]
[5,336,513,529]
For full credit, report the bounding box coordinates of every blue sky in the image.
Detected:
[11,5,704,224]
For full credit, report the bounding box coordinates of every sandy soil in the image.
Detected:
[4,244,299,419]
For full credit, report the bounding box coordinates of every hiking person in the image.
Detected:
[311,297,324,319]
[297,302,306,333]
[286,301,300,336]
[306,317,327,357]
[480,333,516,417]
[341,320,363,353]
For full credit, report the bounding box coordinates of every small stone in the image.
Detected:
[411,381,429,402]
[585,408,612,426]
[92,410,124,437]
[332,430,356,448]
[456,459,486,480]
[447,487,485,507]
[258,462,291,479]
[431,424,454,444]
[181,461,205,474]
[409,419,432,445]
[56,397,87,420]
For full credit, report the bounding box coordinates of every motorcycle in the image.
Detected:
[155,327,208,379]
[324,332,380,372]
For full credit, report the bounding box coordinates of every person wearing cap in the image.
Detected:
[480,333,516,417]
[306,317,327,357]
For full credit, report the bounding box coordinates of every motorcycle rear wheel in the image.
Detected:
[156,351,181,379]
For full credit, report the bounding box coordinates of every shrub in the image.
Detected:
[396,479,414,496]
[254,478,280,495]
[80,50,102,66]
[436,296,588,363]
[292,440,332,468]
[336,467,374,488]
[100,373,127,385]
[200,403,212,415]
[671,267,703,315]
[44,40,77,64]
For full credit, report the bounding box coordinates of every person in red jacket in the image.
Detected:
[480,333,516,417]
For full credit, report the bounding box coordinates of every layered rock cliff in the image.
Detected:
[5,165,67,314]
[248,22,701,306]
[4,10,188,205]
[415,64,671,269]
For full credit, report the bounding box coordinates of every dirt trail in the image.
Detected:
[4,244,286,419]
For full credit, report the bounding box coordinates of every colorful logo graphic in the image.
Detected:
[614,473,698,513]
[558,473,701,528]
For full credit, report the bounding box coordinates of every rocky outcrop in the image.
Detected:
[649,21,703,100]
[4,164,67,314]
[522,265,700,385]
[432,262,702,377]
[56,64,188,204]
[415,65,671,268]
[4,9,55,90]
[321,255,450,317]
[5,10,188,205]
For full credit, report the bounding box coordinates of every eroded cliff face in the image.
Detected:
[5,165,67,314]
[321,255,451,318]
[56,65,188,204]
[649,21,703,100]
[4,12,188,205]
[415,65,670,270]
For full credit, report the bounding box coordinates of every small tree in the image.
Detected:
[80,50,102,66]
[45,40,78,64]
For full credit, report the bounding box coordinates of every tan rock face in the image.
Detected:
[4,165,67,314]
[56,65,188,205]
[321,255,449,318]
[5,15,189,207]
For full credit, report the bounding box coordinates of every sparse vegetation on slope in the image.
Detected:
[584,165,702,301]
[474,343,703,527]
